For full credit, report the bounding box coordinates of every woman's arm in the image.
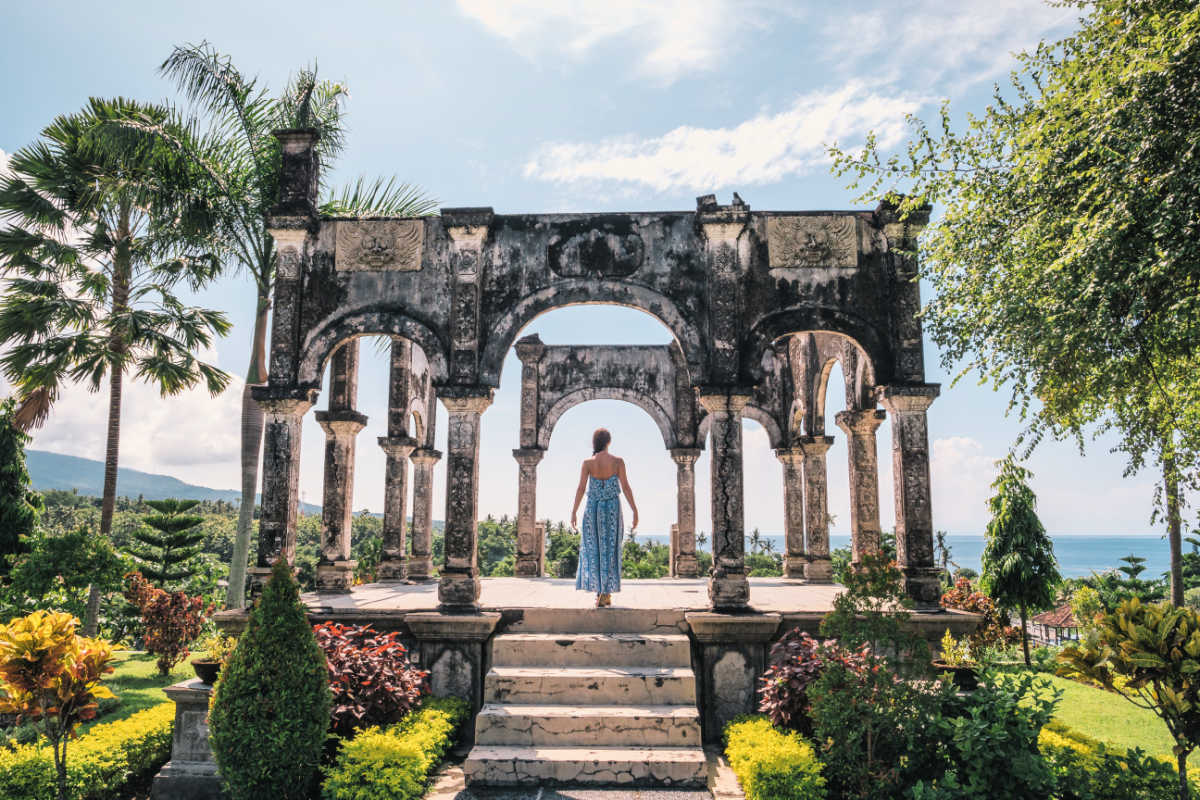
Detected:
[617,459,639,532]
[570,461,588,529]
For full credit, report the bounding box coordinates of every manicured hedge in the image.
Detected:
[322,696,470,800]
[0,702,173,800]
[723,714,826,800]
[1039,720,1196,800]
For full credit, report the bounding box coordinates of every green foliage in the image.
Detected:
[209,559,330,800]
[623,531,670,578]
[3,526,127,621]
[321,696,469,800]
[723,715,826,800]
[546,521,580,578]
[938,629,972,667]
[0,703,173,800]
[477,515,516,577]
[981,459,1060,665]
[125,499,205,587]
[123,572,208,675]
[0,399,41,577]
[1071,586,1106,647]
[820,551,927,663]
[1040,720,1197,800]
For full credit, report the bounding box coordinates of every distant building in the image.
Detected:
[1032,604,1080,646]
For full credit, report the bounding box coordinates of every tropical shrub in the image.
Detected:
[209,559,331,800]
[125,499,206,587]
[757,629,829,734]
[4,526,126,622]
[123,572,208,675]
[314,622,428,737]
[0,702,174,800]
[723,715,826,800]
[941,577,1019,657]
[820,552,928,663]
[1040,720,1195,800]
[322,696,469,800]
[0,397,41,578]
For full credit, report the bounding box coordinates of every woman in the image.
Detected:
[571,427,639,607]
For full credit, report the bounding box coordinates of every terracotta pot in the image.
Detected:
[190,658,221,685]
[932,661,979,691]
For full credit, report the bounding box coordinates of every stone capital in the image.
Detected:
[315,416,367,439]
[441,207,494,242]
[411,447,443,466]
[405,611,501,642]
[267,227,308,254]
[512,447,546,468]
[256,395,314,419]
[875,384,940,415]
[696,390,753,416]
[835,408,886,437]
[686,612,780,644]
[514,333,547,365]
[378,435,419,459]
[669,447,702,468]
[797,435,835,458]
[440,390,494,415]
[774,447,806,468]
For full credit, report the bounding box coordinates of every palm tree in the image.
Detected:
[159,42,438,608]
[0,98,232,633]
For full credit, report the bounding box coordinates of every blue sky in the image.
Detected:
[0,1,1169,539]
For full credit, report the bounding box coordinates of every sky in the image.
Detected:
[0,1,1171,540]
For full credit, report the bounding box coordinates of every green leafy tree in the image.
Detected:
[4,526,127,621]
[1059,599,1200,800]
[980,460,1061,666]
[0,98,231,633]
[0,397,42,577]
[831,0,1200,607]
[156,42,437,609]
[126,498,205,587]
[209,558,330,799]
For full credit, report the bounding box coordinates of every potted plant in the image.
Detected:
[933,629,979,691]
[191,633,238,685]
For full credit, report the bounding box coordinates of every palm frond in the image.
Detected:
[12,385,56,431]
[321,176,438,218]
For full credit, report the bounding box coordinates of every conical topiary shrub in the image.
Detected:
[209,559,331,799]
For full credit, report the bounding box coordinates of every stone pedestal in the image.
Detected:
[409,448,441,581]
[250,391,313,595]
[685,612,781,743]
[513,447,545,577]
[836,409,886,566]
[407,611,501,744]
[878,384,941,608]
[439,392,493,609]
[774,447,806,578]
[151,680,224,800]
[314,409,366,593]
[798,436,834,583]
[698,393,751,610]
[670,447,702,579]
[378,436,418,581]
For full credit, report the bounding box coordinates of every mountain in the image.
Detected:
[25,449,323,514]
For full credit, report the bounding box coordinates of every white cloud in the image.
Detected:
[931,436,997,530]
[523,83,923,192]
[455,0,785,86]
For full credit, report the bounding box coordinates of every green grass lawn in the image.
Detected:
[80,651,193,734]
[1036,673,1188,767]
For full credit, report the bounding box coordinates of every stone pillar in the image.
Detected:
[439,391,493,609]
[513,447,545,577]
[836,409,886,566]
[669,524,680,578]
[313,341,365,593]
[877,384,941,608]
[150,680,221,799]
[407,611,501,744]
[250,392,312,592]
[534,520,547,576]
[408,448,441,581]
[377,437,417,581]
[670,447,701,578]
[798,436,834,583]
[698,392,751,610]
[774,448,807,578]
[686,613,781,744]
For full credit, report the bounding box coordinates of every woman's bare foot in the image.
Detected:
[599,593,612,607]
[595,594,604,608]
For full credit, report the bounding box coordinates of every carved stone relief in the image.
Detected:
[767,215,857,270]
[335,220,424,271]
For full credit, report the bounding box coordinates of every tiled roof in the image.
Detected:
[1033,603,1077,628]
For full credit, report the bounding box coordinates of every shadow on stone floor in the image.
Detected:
[450,787,713,800]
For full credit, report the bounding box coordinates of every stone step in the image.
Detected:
[491,633,692,668]
[474,703,702,747]
[462,745,708,786]
[484,666,696,705]
[503,607,689,634]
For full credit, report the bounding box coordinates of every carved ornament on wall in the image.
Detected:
[767,215,858,270]
[336,220,424,271]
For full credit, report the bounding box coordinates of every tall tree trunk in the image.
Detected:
[225,290,270,609]
[1166,445,1184,607]
[1179,749,1190,800]
[85,208,130,636]
[1020,603,1031,667]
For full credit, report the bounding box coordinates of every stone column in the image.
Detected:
[534,520,547,576]
[377,437,417,581]
[670,447,701,578]
[513,447,545,577]
[836,409,886,566]
[249,392,313,592]
[314,341,365,593]
[877,384,941,608]
[439,391,493,609]
[774,448,806,578]
[150,680,221,798]
[698,391,751,610]
[798,436,834,583]
[408,448,441,581]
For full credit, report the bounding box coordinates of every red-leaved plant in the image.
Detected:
[313,622,429,737]
[124,572,209,675]
[940,577,1020,658]
[758,629,830,734]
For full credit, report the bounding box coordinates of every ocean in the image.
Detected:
[635,532,1173,580]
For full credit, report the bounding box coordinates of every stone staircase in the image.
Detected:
[463,620,707,787]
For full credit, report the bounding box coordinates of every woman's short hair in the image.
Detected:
[592,428,612,454]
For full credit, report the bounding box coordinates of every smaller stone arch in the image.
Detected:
[539,387,676,450]
[697,404,784,449]
[298,306,449,391]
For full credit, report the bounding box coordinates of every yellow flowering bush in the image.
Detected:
[723,714,826,800]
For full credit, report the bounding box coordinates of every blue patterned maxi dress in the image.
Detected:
[576,474,623,594]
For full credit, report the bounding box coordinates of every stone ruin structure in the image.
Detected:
[252,128,942,612]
